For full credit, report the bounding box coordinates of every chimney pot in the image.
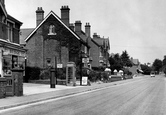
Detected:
[85,22,91,37]
[61,5,70,27]
[36,7,44,26]
[75,20,82,33]
[69,23,74,31]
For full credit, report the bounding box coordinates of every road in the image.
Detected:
[1,75,166,115]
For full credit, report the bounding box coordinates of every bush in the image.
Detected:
[123,68,132,75]
[24,66,41,82]
[88,70,109,82]
[39,69,50,80]
[57,67,66,79]
[89,70,98,82]
[101,72,109,82]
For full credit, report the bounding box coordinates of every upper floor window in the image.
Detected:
[7,22,14,42]
[99,49,103,57]
[48,24,56,35]
[84,46,87,54]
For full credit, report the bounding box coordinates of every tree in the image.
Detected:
[152,59,162,73]
[121,50,132,67]
[162,56,166,66]
[162,56,166,74]
[108,53,123,73]
[140,64,152,75]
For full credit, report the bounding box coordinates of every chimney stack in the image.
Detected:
[36,7,44,26]
[69,23,74,31]
[93,33,98,38]
[75,20,82,33]
[85,23,91,37]
[61,6,70,27]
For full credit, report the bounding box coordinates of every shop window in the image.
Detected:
[3,55,25,76]
[48,25,56,35]
[12,55,18,68]
[3,55,12,75]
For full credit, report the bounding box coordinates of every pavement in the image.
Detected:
[0,76,143,111]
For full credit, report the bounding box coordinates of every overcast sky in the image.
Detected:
[5,0,166,64]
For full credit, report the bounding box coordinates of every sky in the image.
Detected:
[5,0,166,64]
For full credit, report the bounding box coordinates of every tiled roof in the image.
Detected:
[132,59,139,65]
[7,15,22,25]
[25,11,81,42]
[93,38,103,46]
[0,1,7,17]
[20,28,34,44]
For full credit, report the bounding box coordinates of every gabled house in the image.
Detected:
[129,58,142,75]
[74,21,91,68]
[92,33,110,68]
[0,0,26,77]
[22,6,88,69]
[73,21,104,69]
[84,23,101,69]
[73,20,110,69]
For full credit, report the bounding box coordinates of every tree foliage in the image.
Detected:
[162,56,166,74]
[109,53,123,73]
[162,56,166,66]
[121,50,132,67]
[108,50,132,73]
[140,64,152,75]
[152,59,162,73]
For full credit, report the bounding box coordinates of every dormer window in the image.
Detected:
[48,24,56,35]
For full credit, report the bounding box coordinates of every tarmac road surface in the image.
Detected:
[2,75,166,115]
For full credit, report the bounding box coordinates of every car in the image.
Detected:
[150,71,155,77]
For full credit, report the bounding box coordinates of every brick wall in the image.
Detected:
[25,14,80,68]
[26,32,44,68]
[88,38,100,67]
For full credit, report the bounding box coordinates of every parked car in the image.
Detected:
[150,71,155,77]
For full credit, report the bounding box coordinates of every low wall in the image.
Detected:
[110,75,123,82]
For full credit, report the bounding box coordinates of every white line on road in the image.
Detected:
[0,78,145,114]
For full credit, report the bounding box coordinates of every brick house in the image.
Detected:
[92,33,110,68]
[72,20,110,69]
[84,23,101,69]
[22,6,88,69]
[0,0,26,77]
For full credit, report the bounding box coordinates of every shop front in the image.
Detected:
[2,47,26,77]
[0,41,26,97]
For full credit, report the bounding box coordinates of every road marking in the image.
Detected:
[0,78,145,113]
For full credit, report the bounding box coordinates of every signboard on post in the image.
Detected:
[82,76,88,86]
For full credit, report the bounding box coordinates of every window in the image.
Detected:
[46,58,52,68]
[48,25,56,35]
[3,55,25,75]
[84,46,87,54]
[7,22,14,42]
[99,51,102,57]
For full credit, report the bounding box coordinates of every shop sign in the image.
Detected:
[67,62,75,67]
[57,64,63,68]
[3,48,26,57]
